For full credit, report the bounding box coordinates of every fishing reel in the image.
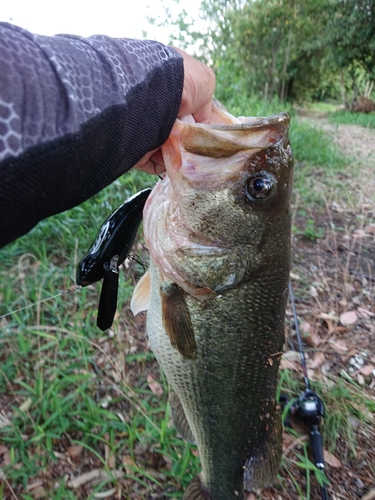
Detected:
[290,389,326,470]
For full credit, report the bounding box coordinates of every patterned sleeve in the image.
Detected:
[0,22,184,248]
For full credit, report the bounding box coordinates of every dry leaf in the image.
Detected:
[340,310,358,325]
[364,223,375,234]
[147,375,163,396]
[361,489,375,500]
[19,397,32,413]
[353,229,370,238]
[93,488,117,498]
[357,307,375,318]
[282,350,302,362]
[306,329,323,347]
[105,442,116,469]
[122,455,135,475]
[308,352,326,369]
[329,338,349,353]
[66,445,83,460]
[300,321,312,334]
[68,469,123,489]
[27,482,47,499]
[280,359,300,371]
[0,413,12,430]
[323,449,342,468]
[318,311,338,322]
[359,365,375,376]
[245,493,257,500]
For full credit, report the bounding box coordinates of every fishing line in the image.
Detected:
[0,284,82,320]
[288,280,329,500]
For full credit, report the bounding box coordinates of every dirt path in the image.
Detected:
[298,112,375,165]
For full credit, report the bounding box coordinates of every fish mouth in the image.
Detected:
[162,111,291,183]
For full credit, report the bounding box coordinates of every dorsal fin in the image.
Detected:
[130,270,151,315]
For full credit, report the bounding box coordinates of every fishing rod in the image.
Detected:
[287,281,329,500]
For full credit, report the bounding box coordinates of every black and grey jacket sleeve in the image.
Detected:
[0,23,184,248]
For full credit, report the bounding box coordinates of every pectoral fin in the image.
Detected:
[131,270,151,315]
[169,392,195,443]
[161,283,197,360]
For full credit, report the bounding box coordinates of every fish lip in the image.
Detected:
[205,111,291,131]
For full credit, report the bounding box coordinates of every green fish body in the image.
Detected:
[132,102,294,500]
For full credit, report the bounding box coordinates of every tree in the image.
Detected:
[163,0,375,104]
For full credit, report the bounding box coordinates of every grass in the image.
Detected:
[1,98,375,499]
[328,110,375,129]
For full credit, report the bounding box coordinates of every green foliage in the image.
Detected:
[162,0,375,104]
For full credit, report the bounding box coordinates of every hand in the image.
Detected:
[173,47,216,124]
[134,48,216,174]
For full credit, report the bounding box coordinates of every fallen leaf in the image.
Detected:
[329,338,349,353]
[353,229,370,238]
[306,329,323,347]
[308,352,326,369]
[122,455,136,475]
[361,489,375,500]
[318,311,338,322]
[147,375,163,396]
[357,307,375,318]
[364,223,375,234]
[0,413,12,430]
[68,470,123,489]
[280,359,300,371]
[359,365,375,376]
[300,321,312,335]
[340,310,358,325]
[19,397,32,413]
[323,449,342,468]
[93,488,117,498]
[282,350,302,362]
[105,442,116,469]
[66,445,83,460]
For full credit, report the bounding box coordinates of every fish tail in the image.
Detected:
[183,474,214,500]
[243,407,282,491]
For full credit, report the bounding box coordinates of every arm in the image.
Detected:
[0,23,184,248]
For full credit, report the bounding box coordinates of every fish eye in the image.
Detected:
[245,173,275,201]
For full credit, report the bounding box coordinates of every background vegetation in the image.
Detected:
[165,0,375,107]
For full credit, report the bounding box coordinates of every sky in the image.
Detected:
[0,0,205,45]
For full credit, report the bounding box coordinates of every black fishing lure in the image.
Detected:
[77,188,151,330]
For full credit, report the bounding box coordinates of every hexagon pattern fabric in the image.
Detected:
[0,23,184,247]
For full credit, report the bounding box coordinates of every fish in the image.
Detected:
[131,101,294,499]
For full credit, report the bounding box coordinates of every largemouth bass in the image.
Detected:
[131,102,294,499]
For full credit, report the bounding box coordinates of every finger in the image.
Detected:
[192,99,214,124]
[133,149,165,175]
